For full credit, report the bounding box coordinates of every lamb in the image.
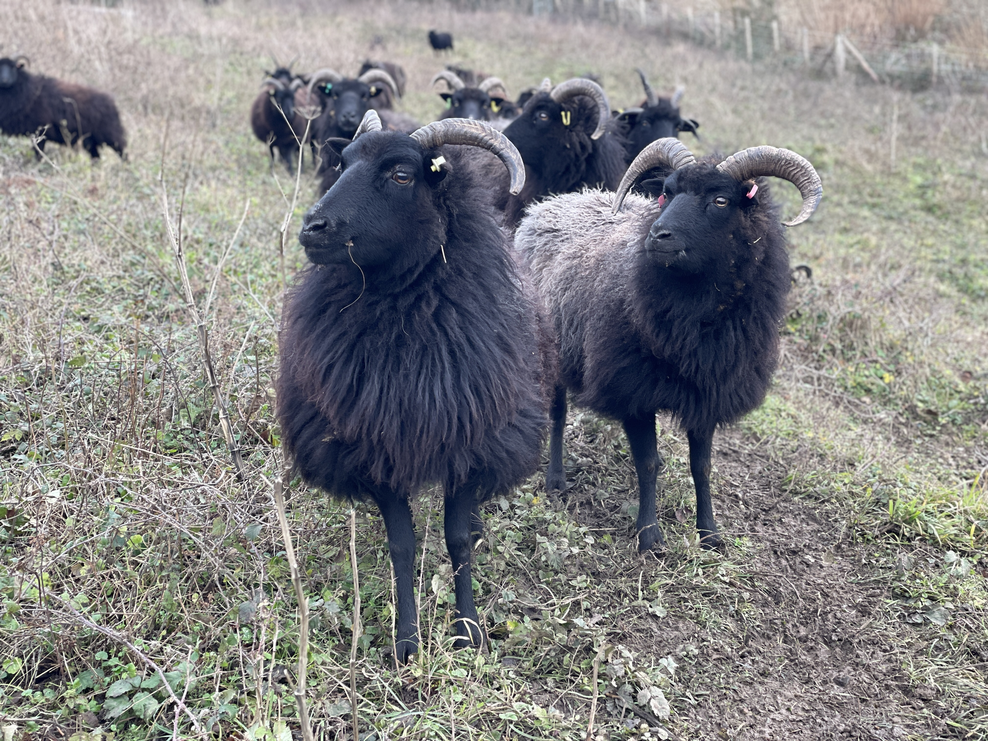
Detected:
[250,75,306,173]
[428,30,454,54]
[616,69,700,164]
[305,67,400,193]
[500,77,628,227]
[430,69,513,124]
[0,56,126,160]
[515,137,822,550]
[277,111,553,663]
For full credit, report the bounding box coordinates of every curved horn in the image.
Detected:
[636,68,658,107]
[550,78,610,140]
[287,54,299,71]
[478,76,508,97]
[307,68,343,94]
[15,55,30,69]
[289,77,305,91]
[357,68,398,97]
[717,146,823,226]
[670,84,685,107]
[431,69,466,91]
[410,118,526,196]
[353,109,383,139]
[539,77,552,93]
[612,137,696,213]
[262,77,287,90]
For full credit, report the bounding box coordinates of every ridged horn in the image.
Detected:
[307,68,343,94]
[410,118,525,196]
[15,55,30,69]
[670,85,685,107]
[431,70,466,91]
[478,76,508,97]
[352,110,383,139]
[262,77,287,90]
[550,77,610,140]
[357,68,398,97]
[636,68,658,107]
[717,146,823,226]
[289,77,305,91]
[612,137,696,214]
[539,77,552,93]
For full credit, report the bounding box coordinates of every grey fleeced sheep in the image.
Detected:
[515,138,822,551]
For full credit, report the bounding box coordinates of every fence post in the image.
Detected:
[662,3,670,38]
[714,11,721,48]
[835,33,846,77]
[802,27,809,65]
[744,17,752,62]
[771,19,779,54]
[931,43,939,86]
[687,7,694,41]
[639,0,646,25]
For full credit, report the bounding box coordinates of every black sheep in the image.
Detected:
[431,70,512,125]
[428,30,454,54]
[500,77,628,228]
[615,69,700,164]
[250,76,305,173]
[277,112,553,663]
[0,56,126,160]
[305,67,399,194]
[515,138,822,550]
[358,59,407,111]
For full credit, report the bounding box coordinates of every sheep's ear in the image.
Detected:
[369,85,384,98]
[678,118,700,135]
[438,92,453,104]
[324,137,351,158]
[423,153,450,187]
[616,109,641,127]
[636,177,666,199]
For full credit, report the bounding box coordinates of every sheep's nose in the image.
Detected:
[648,222,672,242]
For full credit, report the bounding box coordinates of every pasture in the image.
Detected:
[1,0,986,739]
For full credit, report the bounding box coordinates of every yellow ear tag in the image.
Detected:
[561,110,571,126]
[491,100,501,114]
[430,156,447,172]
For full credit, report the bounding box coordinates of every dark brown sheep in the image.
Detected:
[0,56,126,160]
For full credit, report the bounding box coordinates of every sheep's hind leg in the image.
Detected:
[623,414,666,552]
[374,493,420,664]
[444,488,484,651]
[687,427,723,550]
[546,385,568,492]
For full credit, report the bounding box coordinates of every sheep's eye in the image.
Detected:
[641,121,650,129]
[535,110,549,122]
[714,196,729,208]
[392,170,413,185]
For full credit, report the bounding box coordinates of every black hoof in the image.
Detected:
[453,619,485,650]
[546,471,566,492]
[637,523,667,553]
[394,637,419,665]
[699,530,725,551]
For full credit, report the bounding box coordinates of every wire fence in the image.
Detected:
[432,0,988,92]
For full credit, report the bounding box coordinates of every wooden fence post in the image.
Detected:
[771,20,779,54]
[835,33,846,77]
[744,17,752,62]
[931,43,939,86]
[714,11,721,48]
[802,27,809,64]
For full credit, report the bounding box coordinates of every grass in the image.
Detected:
[1,0,988,739]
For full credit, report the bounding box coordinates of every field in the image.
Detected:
[1,0,987,739]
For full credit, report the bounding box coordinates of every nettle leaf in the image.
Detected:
[106,676,139,698]
[102,695,132,719]
[131,691,161,720]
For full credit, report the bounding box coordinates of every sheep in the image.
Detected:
[305,67,400,194]
[428,30,454,54]
[0,56,126,160]
[358,59,407,111]
[515,137,822,551]
[430,70,514,125]
[615,69,700,164]
[500,77,628,227]
[277,111,553,664]
[250,75,306,173]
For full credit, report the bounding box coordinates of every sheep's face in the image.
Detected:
[503,93,594,185]
[619,102,699,160]
[321,80,387,137]
[299,133,446,272]
[643,165,757,275]
[0,57,27,89]
[269,85,296,121]
[440,89,496,121]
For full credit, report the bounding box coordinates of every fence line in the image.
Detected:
[423,0,988,92]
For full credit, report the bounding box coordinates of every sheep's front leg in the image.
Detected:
[623,415,666,552]
[546,385,568,492]
[444,489,484,650]
[687,427,723,550]
[374,494,419,664]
